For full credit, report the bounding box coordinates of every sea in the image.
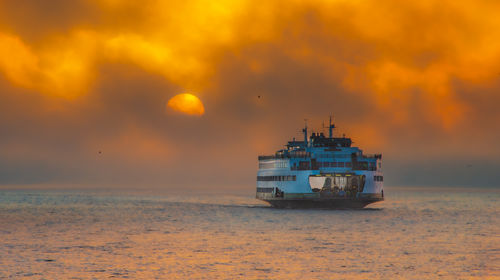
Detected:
[0,186,498,279]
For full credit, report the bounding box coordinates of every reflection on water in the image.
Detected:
[0,187,498,279]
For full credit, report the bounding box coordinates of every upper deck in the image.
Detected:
[258,118,382,172]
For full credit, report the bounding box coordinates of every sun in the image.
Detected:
[167,93,205,116]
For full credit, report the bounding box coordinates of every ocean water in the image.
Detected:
[0,187,498,279]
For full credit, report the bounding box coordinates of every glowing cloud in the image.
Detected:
[0,0,500,128]
[167,93,205,116]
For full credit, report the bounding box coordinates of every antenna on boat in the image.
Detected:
[303,119,308,145]
[329,114,335,138]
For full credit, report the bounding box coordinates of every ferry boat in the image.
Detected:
[256,117,384,209]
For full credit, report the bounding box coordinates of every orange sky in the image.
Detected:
[0,0,499,188]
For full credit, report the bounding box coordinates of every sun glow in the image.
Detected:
[167,93,205,116]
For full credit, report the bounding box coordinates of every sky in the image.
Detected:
[0,0,499,190]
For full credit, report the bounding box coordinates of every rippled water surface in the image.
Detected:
[0,187,498,279]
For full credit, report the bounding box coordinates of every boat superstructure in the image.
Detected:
[256,117,384,209]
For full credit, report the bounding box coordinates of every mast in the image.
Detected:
[302,119,308,145]
[328,115,335,138]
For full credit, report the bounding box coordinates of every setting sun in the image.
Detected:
[167,93,205,116]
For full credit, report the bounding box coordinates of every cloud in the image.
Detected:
[0,0,499,188]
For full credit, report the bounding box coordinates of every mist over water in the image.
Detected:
[0,187,498,279]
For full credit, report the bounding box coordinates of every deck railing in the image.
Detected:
[258,153,310,161]
[362,154,382,159]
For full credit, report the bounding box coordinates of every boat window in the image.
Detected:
[257,175,297,181]
[373,175,384,181]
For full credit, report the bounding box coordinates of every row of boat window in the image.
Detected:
[256,187,274,193]
[374,175,384,181]
[260,160,378,170]
[317,162,352,168]
[288,151,310,158]
[316,154,353,158]
[257,175,297,181]
[259,161,288,169]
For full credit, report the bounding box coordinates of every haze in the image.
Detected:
[0,0,499,190]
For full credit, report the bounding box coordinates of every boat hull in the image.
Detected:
[260,197,383,209]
